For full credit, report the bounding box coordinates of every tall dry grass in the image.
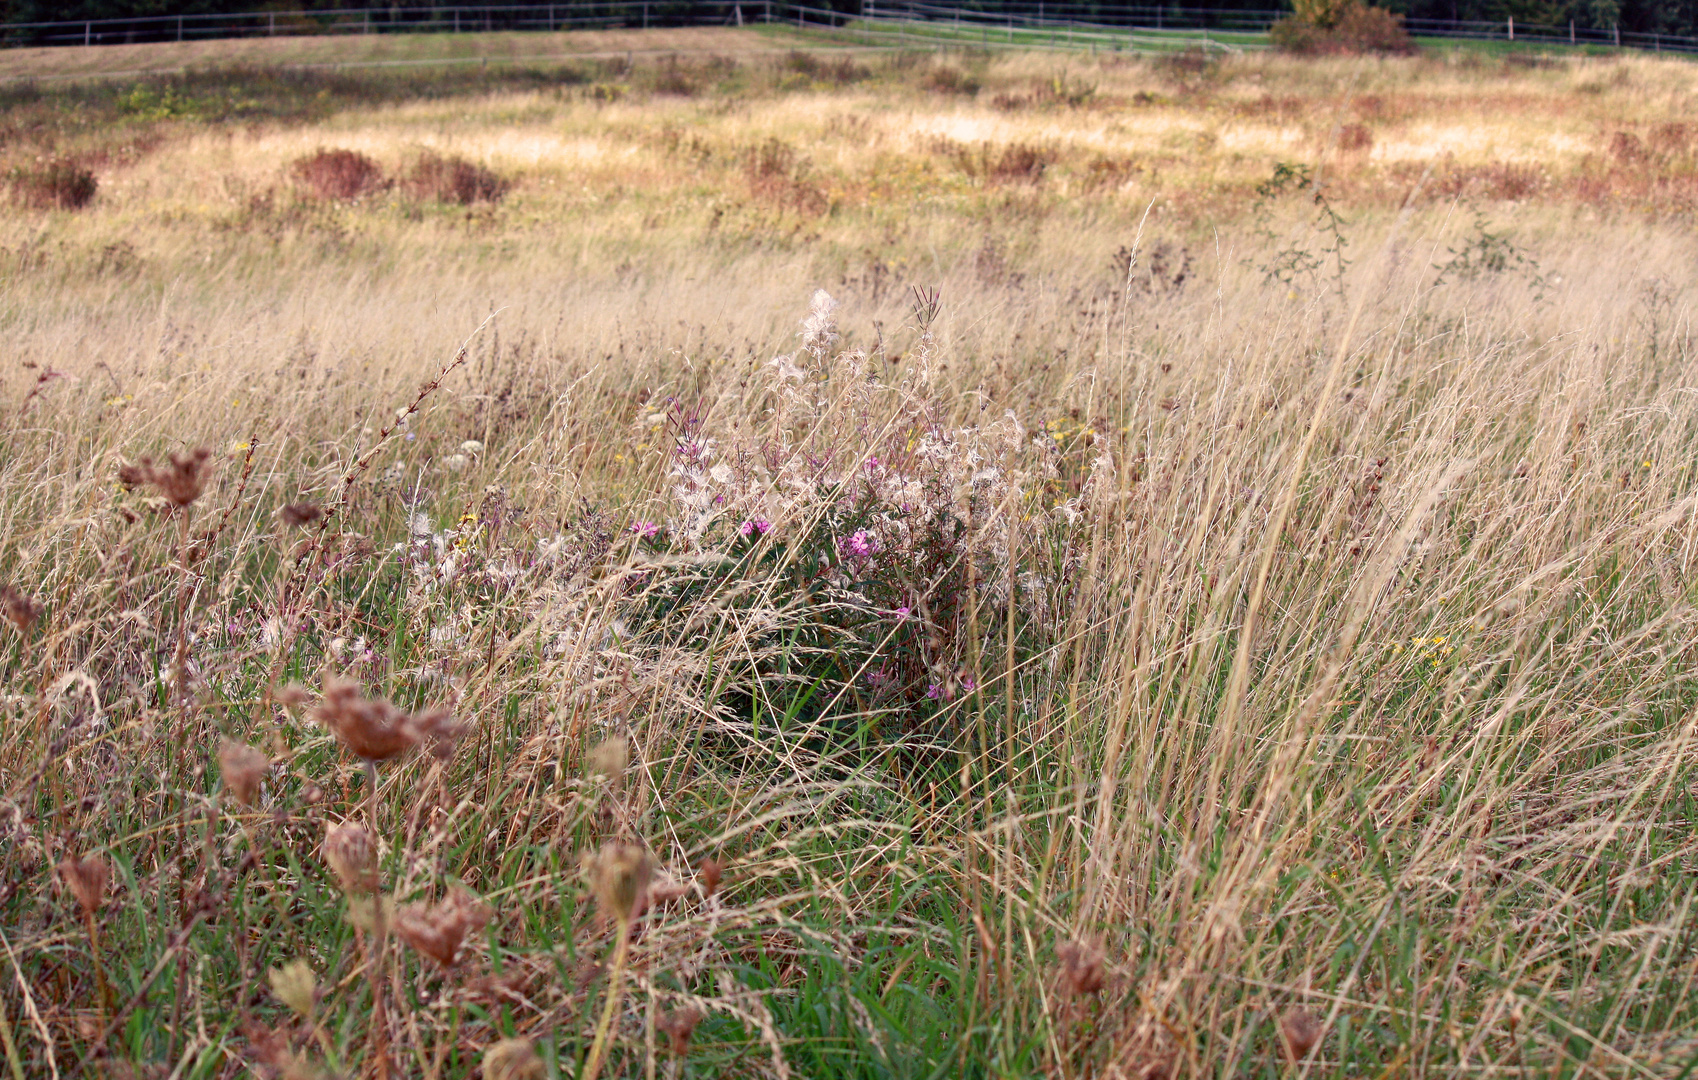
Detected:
[2,39,1698,1080]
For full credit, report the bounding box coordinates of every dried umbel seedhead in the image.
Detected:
[394,890,492,968]
[268,958,317,1020]
[1055,938,1105,999]
[1279,1008,1323,1063]
[314,678,416,762]
[408,706,470,763]
[698,857,724,899]
[58,853,111,915]
[588,841,654,924]
[218,740,270,806]
[323,822,379,895]
[481,1037,543,1080]
[278,501,325,528]
[0,584,41,634]
[586,737,629,784]
[117,446,213,508]
[657,1007,703,1058]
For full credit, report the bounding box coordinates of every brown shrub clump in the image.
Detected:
[404,150,509,205]
[7,159,98,210]
[290,148,386,201]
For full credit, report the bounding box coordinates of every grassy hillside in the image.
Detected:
[2,32,1698,1080]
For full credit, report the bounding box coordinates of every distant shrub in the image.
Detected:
[744,137,828,215]
[290,148,385,201]
[1337,122,1374,152]
[1271,0,1415,55]
[7,159,97,210]
[920,64,980,97]
[780,50,868,87]
[404,151,509,205]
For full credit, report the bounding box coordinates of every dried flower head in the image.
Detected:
[588,841,653,924]
[0,584,41,634]
[1055,938,1105,999]
[394,890,492,967]
[278,501,325,528]
[313,678,416,762]
[586,737,629,784]
[481,1037,543,1080]
[657,1007,703,1058]
[218,740,270,806]
[323,821,379,895]
[407,706,470,763]
[1279,1008,1323,1063]
[117,446,212,507]
[58,853,111,915]
[273,682,311,708]
[268,958,317,1020]
[698,857,724,899]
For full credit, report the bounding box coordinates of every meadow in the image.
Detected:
[3,29,1698,1079]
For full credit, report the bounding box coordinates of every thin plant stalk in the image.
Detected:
[582,922,633,1080]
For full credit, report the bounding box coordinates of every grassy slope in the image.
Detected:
[1,32,1698,1080]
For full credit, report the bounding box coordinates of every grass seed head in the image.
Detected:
[0,584,41,633]
[589,841,653,924]
[657,1007,703,1058]
[1055,938,1105,998]
[323,821,379,895]
[117,447,212,507]
[217,739,270,806]
[587,737,629,785]
[314,678,417,762]
[58,853,110,915]
[1279,1008,1323,1062]
[481,1037,543,1080]
[394,890,492,967]
[268,958,317,1020]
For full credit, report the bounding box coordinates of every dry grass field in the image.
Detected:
[3,30,1698,1080]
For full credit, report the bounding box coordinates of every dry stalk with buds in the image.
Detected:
[58,854,112,1024]
[582,841,654,1080]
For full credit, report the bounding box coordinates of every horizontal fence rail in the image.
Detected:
[1,1,1693,58]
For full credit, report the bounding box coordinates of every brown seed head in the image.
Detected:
[218,740,270,806]
[698,857,724,899]
[323,822,379,895]
[58,853,111,915]
[588,841,653,924]
[1279,1008,1323,1063]
[273,682,311,708]
[117,446,212,507]
[314,678,416,762]
[657,1007,703,1058]
[394,890,492,968]
[278,501,325,528]
[1055,938,1105,999]
[0,584,41,634]
[481,1037,543,1080]
[268,958,317,1020]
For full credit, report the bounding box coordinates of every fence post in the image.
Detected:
[1507,15,1513,40]
[1569,19,1574,43]
[177,15,183,41]
[269,11,275,35]
[1613,22,1619,46]
[85,21,91,46]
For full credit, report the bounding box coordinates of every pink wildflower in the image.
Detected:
[839,530,877,560]
[740,518,773,538]
[629,521,661,539]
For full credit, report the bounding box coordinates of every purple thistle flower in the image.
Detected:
[839,529,877,560]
